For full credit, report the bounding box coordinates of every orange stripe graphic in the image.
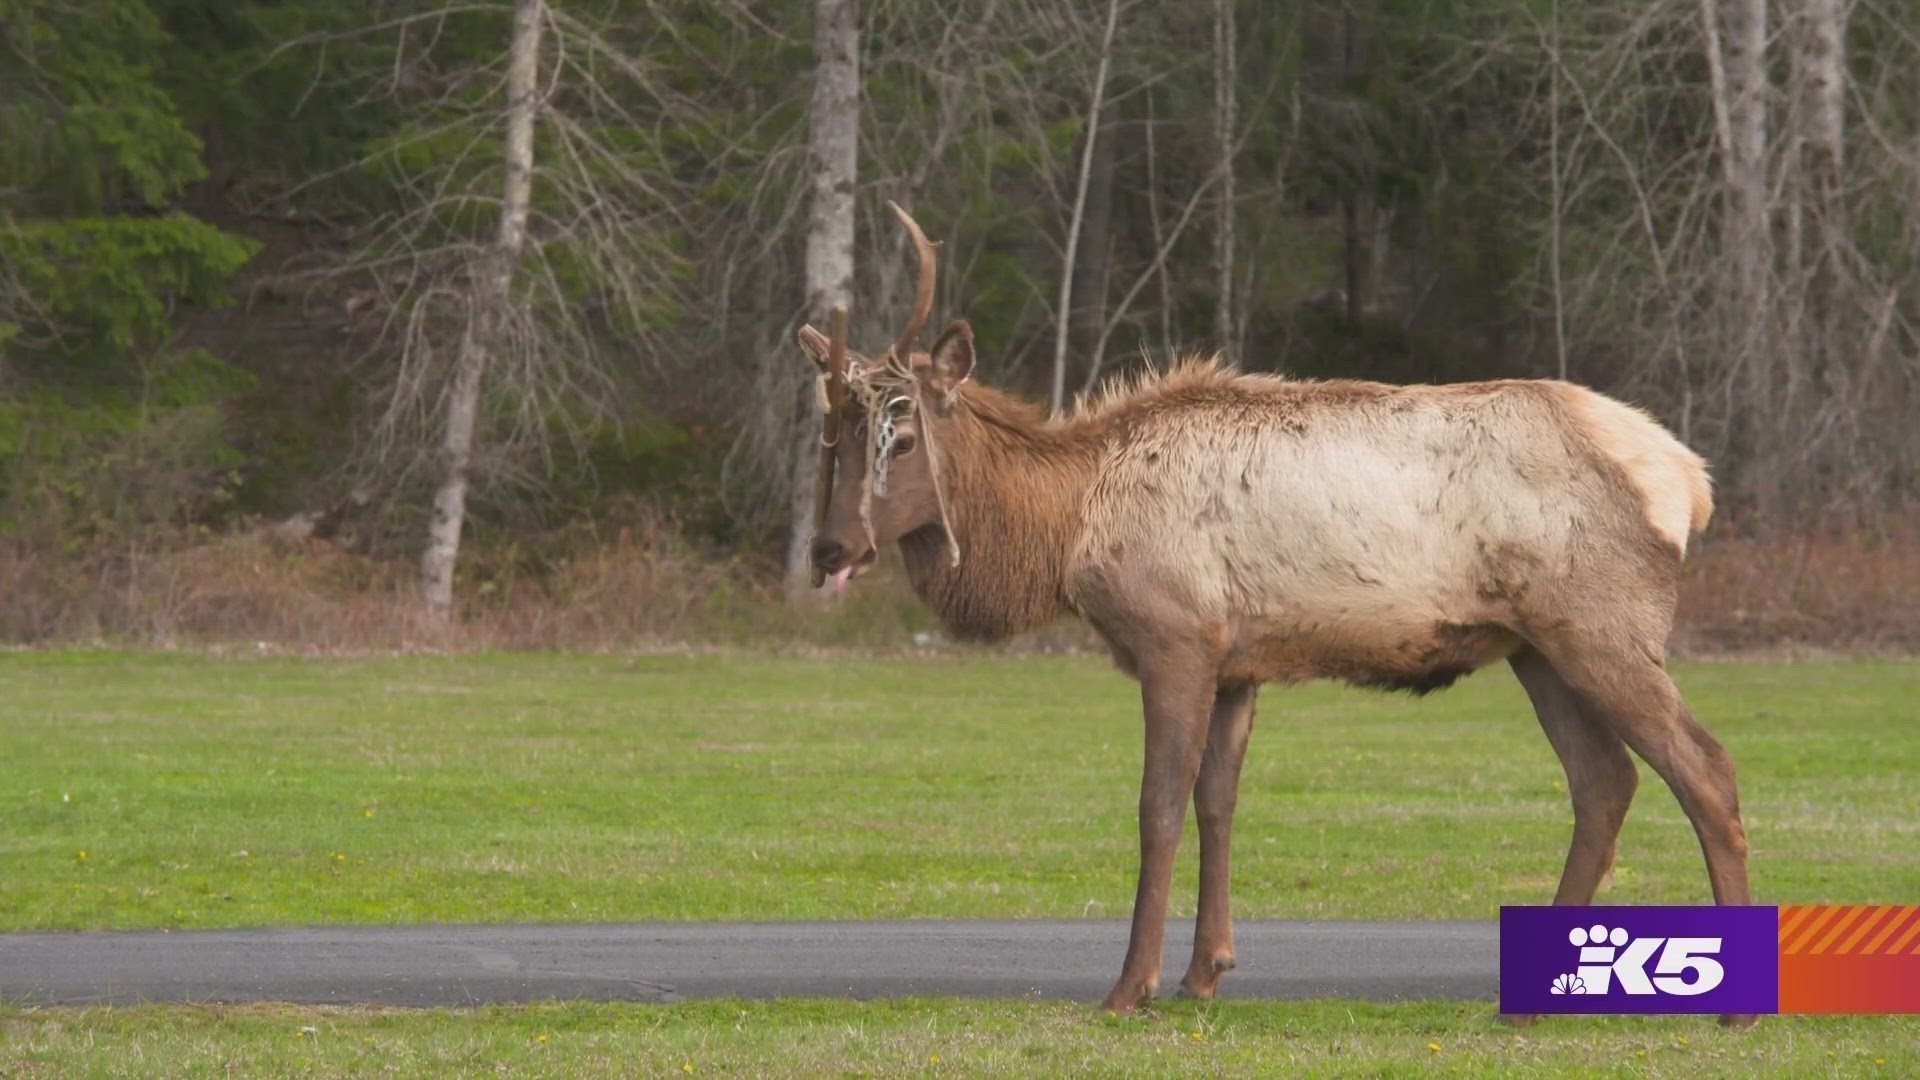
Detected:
[1778,904,1820,942]
[1864,907,1920,955]
[1834,906,1905,956]
[1785,905,1847,954]
[1810,906,1871,954]
[1889,913,1920,956]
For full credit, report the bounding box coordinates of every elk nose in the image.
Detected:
[812,538,851,574]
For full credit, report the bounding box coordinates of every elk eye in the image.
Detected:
[890,433,917,456]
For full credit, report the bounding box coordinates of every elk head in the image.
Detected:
[798,202,973,592]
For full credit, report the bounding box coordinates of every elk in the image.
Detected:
[798,204,1751,1019]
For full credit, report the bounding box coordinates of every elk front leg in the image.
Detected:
[1178,681,1258,999]
[1102,668,1216,1014]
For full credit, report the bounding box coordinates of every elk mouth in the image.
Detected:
[825,548,879,594]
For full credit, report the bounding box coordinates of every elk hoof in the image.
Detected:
[1101,978,1157,1014]
[1176,952,1236,1000]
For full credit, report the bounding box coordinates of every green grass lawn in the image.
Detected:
[1,652,1914,928]
[2,652,1916,1075]
[3,1000,1916,1078]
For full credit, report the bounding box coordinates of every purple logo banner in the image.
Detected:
[1500,906,1779,1015]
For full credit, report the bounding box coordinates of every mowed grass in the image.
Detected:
[3,652,1918,1075]
[4,1000,1919,1078]
[0,652,1916,929]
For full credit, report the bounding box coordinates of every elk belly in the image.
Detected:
[1219,616,1523,691]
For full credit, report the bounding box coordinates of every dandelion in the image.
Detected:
[930,1054,940,1064]
[1191,1031,1204,1042]
[1676,1035,1688,1047]
[75,850,87,861]
[364,808,375,819]
[681,1063,695,1074]
[1427,1042,1442,1054]
[536,1034,548,1044]
[62,793,71,803]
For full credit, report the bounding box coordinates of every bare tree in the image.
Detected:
[420,0,545,620]
[1212,0,1237,356]
[266,2,694,612]
[788,0,862,595]
[1701,0,1773,477]
[1545,0,1568,380]
[1338,6,1373,325]
[1050,0,1121,415]
[1790,0,1849,341]
[1069,98,1117,375]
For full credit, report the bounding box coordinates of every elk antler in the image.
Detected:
[887,200,937,365]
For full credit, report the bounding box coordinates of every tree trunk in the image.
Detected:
[787,0,861,597]
[1144,89,1175,356]
[1547,0,1568,380]
[1340,6,1369,325]
[1051,0,1121,416]
[1701,0,1772,497]
[420,0,543,620]
[1070,97,1117,373]
[1212,0,1237,355]
[1792,0,1848,347]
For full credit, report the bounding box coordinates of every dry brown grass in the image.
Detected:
[0,509,940,653]
[1676,514,1920,655]
[2,513,1915,655]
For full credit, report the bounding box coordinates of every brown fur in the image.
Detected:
[801,331,1750,1023]
[898,385,1099,639]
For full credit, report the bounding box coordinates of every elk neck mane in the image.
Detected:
[899,379,1093,640]
[900,354,1231,641]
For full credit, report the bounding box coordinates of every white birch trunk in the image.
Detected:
[786,0,860,596]
[1720,0,1771,386]
[421,0,543,620]
[1701,0,1773,491]
[1793,0,1848,329]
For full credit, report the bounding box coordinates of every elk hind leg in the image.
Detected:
[1510,648,1638,905]
[1535,639,1750,906]
[1501,647,1640,1030]
[1534,636,1756,1028]
[1177,681,1258,1000]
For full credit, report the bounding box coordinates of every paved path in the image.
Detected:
[0,921,1495,1007]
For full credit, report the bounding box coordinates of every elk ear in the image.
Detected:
[797,324,833,370]
[923,320,974,395]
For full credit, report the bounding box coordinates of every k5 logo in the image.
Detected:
[1557,924,1724,995]
[1501,906,1778,1015]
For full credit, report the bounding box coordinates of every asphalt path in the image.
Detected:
[0,921,1495,1007]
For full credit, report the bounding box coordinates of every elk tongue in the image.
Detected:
[826,566,854,593]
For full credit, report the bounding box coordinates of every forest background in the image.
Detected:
[2,0,1914,653]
